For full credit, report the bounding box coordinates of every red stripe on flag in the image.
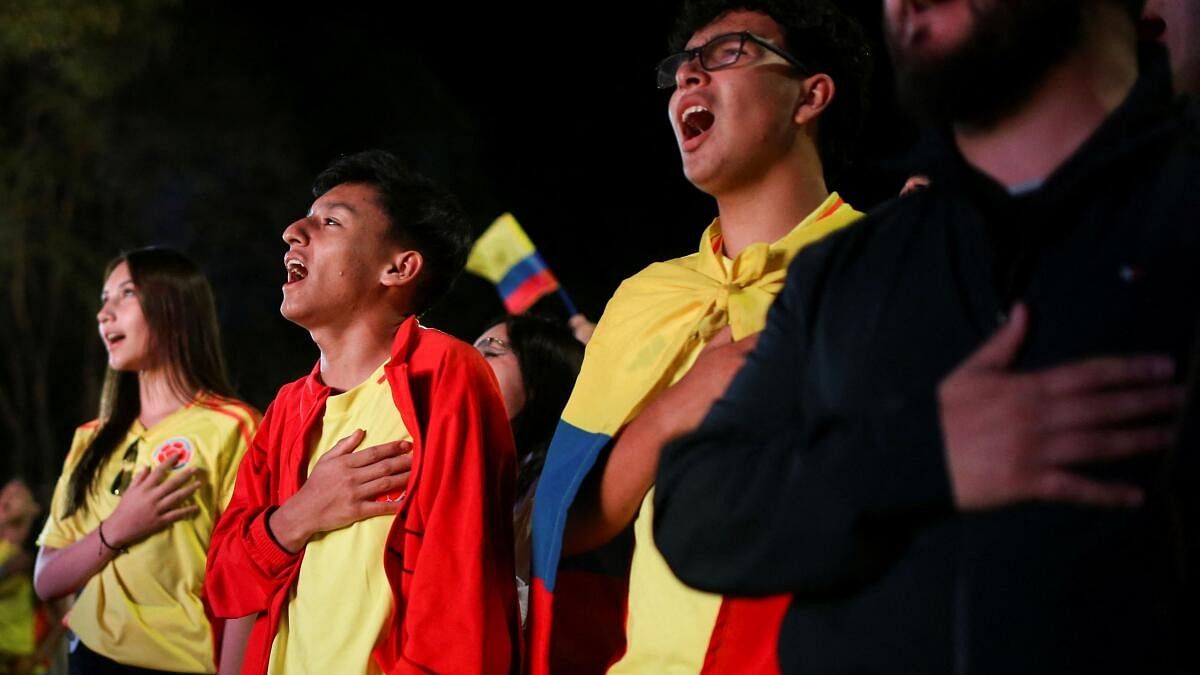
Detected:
[530,573,629,675]
[700,594,789,674]
[530,579,554,675]
[503,269,559,314]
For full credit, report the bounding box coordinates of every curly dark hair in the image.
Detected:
[669,0,872,179]
[313,150,470,314]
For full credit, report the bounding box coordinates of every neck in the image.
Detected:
[713,156,829,257]
[138,368,194,429]
[954,6,1138,189]
[311,316,406,392]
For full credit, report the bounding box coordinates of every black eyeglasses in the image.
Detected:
[656,31,805,89]
[109,440,139,496]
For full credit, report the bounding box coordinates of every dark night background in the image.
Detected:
[0,1,921,497]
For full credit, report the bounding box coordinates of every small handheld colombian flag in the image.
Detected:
[466,213,577,315]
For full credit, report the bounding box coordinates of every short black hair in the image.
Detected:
[313,149,470,314]
[670,0,872,179]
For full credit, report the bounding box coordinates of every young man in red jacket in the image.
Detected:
[205,150,519,675]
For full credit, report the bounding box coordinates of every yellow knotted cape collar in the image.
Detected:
[562,192,861,435]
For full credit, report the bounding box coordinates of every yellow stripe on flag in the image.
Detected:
[466,213,538,283]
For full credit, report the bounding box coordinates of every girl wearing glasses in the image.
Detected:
[474,314,584,624]
[33,248,258,675]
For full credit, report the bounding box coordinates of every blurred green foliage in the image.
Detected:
[0,0,179,489]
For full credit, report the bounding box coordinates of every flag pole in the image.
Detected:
[556,287,579,317]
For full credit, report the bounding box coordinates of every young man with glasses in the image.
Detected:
[528,2,870,672]
[655,0,1200,672]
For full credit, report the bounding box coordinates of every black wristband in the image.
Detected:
[97,520,128,555]
[262,506,295,554]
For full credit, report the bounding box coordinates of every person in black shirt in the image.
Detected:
[654,0,1200,673]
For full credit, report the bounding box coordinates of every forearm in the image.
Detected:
[34,527,121,600]
[206,505,298,618]
[218,615,256,674]
[563,390,694,556]
[266,496,315,554]
[655,393,954,596]
[204,403,304,618]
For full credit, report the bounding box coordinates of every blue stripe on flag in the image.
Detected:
[531,419,613,592]
[497,252,550,297]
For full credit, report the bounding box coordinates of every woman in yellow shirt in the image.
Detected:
[34,248,258,675]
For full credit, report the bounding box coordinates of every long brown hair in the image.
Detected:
[63,248,236,517]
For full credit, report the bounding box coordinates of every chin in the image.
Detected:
[279,301,322,332]
[279,310,306,331]
[684,167,738,199]
[280,309,309,328]
[279,297,303,321]
[108,357,144,373]
[682,162,718,194]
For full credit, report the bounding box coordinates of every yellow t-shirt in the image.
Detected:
[608,195,860,674]
[267,363,410,675]
[0,539,35,657]
[37,394,257,673]
[608,382,721,675]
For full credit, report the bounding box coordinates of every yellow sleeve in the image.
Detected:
[36,425,97,549]
[0,539,23,594]
[0,539,14,566]
[213,406,257,514]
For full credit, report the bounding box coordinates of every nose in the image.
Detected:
[97,298,113,324]
[282,217,309,247]
[675,55,710,90]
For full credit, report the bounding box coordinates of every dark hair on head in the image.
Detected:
[1,477,43,551]
[65,248,236,517]
[670,0,873,179]
[312,150,471,315]
[496,314,585,498]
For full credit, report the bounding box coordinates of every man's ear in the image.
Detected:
[794,73,836,126]
[381,249,424,289]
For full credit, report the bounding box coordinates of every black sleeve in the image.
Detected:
[653,241,955,598]
[1173,314,1200,662]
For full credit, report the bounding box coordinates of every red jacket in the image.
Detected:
[205,318,519,674]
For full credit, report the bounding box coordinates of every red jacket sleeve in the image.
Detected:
[393,347,519,675]
[205,398,302,619]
